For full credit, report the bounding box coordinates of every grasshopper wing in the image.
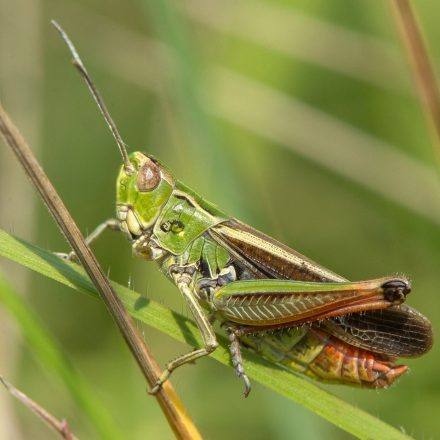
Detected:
[211,220,433,355]
[210,219,344,283]
[323,305,433,357]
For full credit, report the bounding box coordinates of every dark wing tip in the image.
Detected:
[325,304,434,358]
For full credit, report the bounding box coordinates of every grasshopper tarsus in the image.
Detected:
[242,376,252,398]
[227,327,252,397]
[148,341,219,394]
[54,251,78,262]
[148,377,167,396]
[55,219,120,263]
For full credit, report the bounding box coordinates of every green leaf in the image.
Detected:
[0,260,124,440]
[0,229,412,440]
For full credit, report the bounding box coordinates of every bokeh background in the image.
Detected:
[1,0,440,438]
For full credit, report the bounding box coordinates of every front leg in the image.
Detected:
[56,219,119,261]
[149,271,218,394]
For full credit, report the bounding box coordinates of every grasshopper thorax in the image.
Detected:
[116,152,174,240]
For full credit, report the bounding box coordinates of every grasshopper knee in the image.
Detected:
[206,341,218,353]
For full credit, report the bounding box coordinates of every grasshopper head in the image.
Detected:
[116,152,174,239]
[51,25,174,241]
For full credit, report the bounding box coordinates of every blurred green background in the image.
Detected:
[1,0,440,438]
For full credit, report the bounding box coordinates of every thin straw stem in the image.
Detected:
[391,0,440,168]
[0,104,202,440]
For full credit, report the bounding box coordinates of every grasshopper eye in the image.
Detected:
[137,160,161,192]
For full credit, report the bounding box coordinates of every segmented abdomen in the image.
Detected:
[242,327,407,388]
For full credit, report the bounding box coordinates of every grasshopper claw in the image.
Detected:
[242,374,252,398]
[148,370,171,395]
[147,383,161,395]
[54,251,78,262]
[54,252,69,260]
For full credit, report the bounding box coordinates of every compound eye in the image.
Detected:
[137,160,161,192]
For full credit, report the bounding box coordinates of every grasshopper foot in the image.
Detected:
[148,370,171,395]
[227,327,252,397]
[242,373,252,398]
[54,251,78,262]
[148,383,161,395]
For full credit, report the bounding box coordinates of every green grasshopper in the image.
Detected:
[54,23,433,397]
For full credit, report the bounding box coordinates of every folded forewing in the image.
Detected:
[211,219,432,354]
[211,220,344,282]
[322,305,433,358]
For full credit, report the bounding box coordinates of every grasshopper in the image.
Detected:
[54,23,433,397]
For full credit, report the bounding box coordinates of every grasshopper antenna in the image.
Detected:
[51,20,135,174]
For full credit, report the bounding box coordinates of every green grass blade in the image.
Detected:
[0,229,412,440]
[139,0,246,215]
[0,265,124,440]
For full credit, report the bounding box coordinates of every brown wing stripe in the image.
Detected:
[212,220,345,282]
